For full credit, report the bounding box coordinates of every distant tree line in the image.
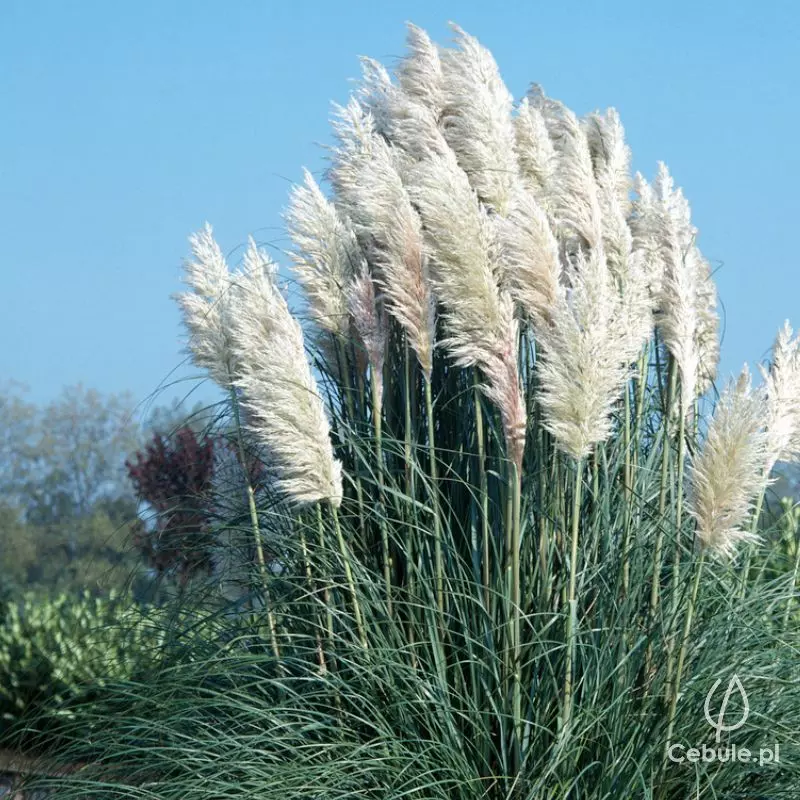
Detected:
[0,382,213,597]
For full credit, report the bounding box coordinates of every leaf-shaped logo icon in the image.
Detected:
[704,674,749,743]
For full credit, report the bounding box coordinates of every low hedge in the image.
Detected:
[0,591,186,731]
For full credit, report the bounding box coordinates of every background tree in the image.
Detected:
[0,384,210,595]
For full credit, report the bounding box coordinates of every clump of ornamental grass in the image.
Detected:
[28,22,800,800]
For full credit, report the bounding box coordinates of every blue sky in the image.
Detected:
[2,0,798,411]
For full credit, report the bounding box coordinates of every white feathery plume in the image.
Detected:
[690,247,720,397]
[357,55,444,166]
[650,162,720,412]
[693,249,720,396]
[329,98,382,201]
[331,120,435,378]
[761,321,800,474]
[495,186,561,327]
[438,25,518,215]
[589,109,633,273]
[590,124,654,355]
[629,172,665,299]
[407,150,526,467]
[347,266,388,406]
[175,223,238,388]
[513,96,557,206]
[535,247,633,460]
[652,164,698,408]
[617,248,656,358]
[525,83,568,141]
[397,23,444,116]
[584,108,632,215]
[285,168,361,337]
[331,96,376,157]
[689,365,769,559]
[357,57,395,139]
[523,88,653,353]
[383,95,450,164]
[358,24,448,163]
[230,239,343,508]
[545,103,604,253]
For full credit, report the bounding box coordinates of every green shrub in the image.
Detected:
[0,591,172,729]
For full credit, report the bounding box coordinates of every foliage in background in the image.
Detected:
[126,426,216,583]
[0,592,177,736]
[0,384,216,596]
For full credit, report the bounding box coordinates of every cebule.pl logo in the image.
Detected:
[667,674,780,767]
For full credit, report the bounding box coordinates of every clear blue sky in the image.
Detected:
[2,0,798,409]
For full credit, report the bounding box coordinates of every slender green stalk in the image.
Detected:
[299,525,327,673]
[560,459,584,741]
[739,488,766,599]
[425,378,443,618]
[403,343,417,650]
[316,505,335,657]
[371,367,392,618]
[537,435,551,607]
[474,379,491,612]
[783,512,800,630]
[620,380,633,597]
[647,360,676,676]
[663,551,706,774]
[335,338,367,546]
[403,342,415,493]
[331,502,368,649]
[665,406,687,695]
[230,388,280,663]
[509,461,523,768]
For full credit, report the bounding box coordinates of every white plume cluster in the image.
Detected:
[513,97,556,206]
[229,241,343,507]
[535,249,637,459]
[408,149,526,468]
[630,163,720,412]
[689,367,769,558]
[397,24,444,114]
[285,169,361,338]
[496,188,560,326]
[177,228,343,509]
[330,101,435,379]
[274,22,724,465]
[176,23,735,514]
[520,87,653,457]
[438,26,518,216]
[176,224,240,388]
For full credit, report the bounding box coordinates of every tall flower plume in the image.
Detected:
[542,100,604,254]
[408,149,526,468]
[347,266,388,406]
[645,163,720,412]
[330,103,435,379]
[175,224,240,388]
[230,239,343,507]
[285,169,360,338]
[513,96,557,207]
[762,321,800,474]
[689,366,769,558]
[584,108,632,216]
[589,114,654,354]
[495,187,561,326]
[439,25,518,215]
[535,248,635,460]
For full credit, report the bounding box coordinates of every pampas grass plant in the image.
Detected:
[23,22,800,800]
